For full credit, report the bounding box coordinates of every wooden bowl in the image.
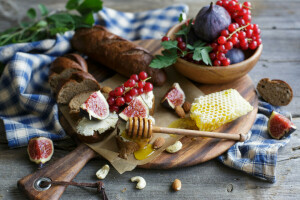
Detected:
[166,22,263,84]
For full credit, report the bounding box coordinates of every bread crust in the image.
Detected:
[257,78,293,106]
[71,25,167,86]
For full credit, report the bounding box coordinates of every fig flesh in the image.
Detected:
[193,2,231,42]
[80,90,109,120]
[225,48,245,64]
[119,96,149,121]
[268,111,296,139]
[161,83,186,109]
[27,137,54,166]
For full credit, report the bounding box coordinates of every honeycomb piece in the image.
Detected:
[190,89,253,131]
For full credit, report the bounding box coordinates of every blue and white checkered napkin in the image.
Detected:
[218,101,291,183]
[0,4,188,148]
[0,4,292,183]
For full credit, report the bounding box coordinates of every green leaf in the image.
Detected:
[174,29,187,36]
[200,47,212,66]
[82,12,95,26]
[77,0,102,15]
[149,49,178,69]
[187,44,194,50]
[178,13,184,22]
[47,13,75,35]
[27,8,36,19]
[38,4,49,16]
[161,40,178,50]
[19,21,33,28]
[36,20,48,28]
[193,48,203,61]
[193,40,206,48]
[66,0,83,10]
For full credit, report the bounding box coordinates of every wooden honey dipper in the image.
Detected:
[126,117,247,142]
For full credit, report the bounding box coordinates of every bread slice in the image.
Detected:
[257,78,293,106]
[69,91,95,115]
[49,54,88,94]
[56,71,100,104]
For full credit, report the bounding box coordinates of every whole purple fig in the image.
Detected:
[193,2,231,42]
[225,48,245,64]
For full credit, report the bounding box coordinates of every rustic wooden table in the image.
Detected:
[0,0,299,199]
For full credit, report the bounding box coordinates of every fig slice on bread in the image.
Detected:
[161,83,186,109]
[119,96,150,121]
[80,90,110,120]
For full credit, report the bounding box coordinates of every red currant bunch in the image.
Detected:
[107,71,153,113]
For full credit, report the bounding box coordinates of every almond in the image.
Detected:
[172,179,182,191]
[101,86,112,94]
[153,137,165,149]
[175,106,185,118]
[182,101,191,113]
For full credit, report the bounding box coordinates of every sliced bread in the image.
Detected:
[56,71,100,104]
[257,78,293,106]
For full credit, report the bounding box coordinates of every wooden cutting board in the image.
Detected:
[18,39,258,200]
[90,39,258,169]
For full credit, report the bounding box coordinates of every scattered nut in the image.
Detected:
[182,101,191,113]
[166,141,182,153]
[96,164,110,179]
[101,86,113,94]
[175,106,185,118]
[153,137,165,149]
[121,188,127,193]
[131,176,146,189]
[172,179,182,191]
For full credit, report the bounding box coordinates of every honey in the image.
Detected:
[134,144,155,160]
[190,89,253,131]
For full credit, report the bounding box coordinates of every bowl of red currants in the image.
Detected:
[164,1,263,84]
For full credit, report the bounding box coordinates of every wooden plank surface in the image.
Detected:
[0,0,300,199]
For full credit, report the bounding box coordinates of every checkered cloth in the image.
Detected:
[218,101,291,183]
[0,4,292,183]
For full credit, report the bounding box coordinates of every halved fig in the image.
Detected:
[80,90,109,120]
[119,96,149,121]
[161,83,186,109]
[268,111,296,139]
[27,137,54,168]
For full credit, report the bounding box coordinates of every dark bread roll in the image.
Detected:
[49,54,88,93]
[257,78,293,106]
[56,71,100,104]
[71,25,167,86]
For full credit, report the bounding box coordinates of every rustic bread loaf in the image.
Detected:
[257,78,293,106]
[69,91,95,114]
[71,25,167,86]
[56,71,100,104]
[49,54,88,94]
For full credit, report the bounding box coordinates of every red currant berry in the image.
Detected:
[130,74,139,82]
[116,97,125,106]
[127,79,136,87]
[231,12,239,19]
[178,42,186,50]
[225,41,233,50]
[241,42,249,50]
[254,28,261,35]
[246,29,253,37]
[218,45,226,52]
[110,105,119,113]
[238,31,246,40]
[234,3,243,11]
[114,87,124,96]
[216,0,223,6]
[253,24,259,31]
[209,52,216,60]
[211,42,218,52]
[176,37,183,43]
[249,41,258,50]
[161,36,170,41]
[138,88,144,95]
[138,81,145,88]
[238,8,248,16]
[228,1,236,11]
[213,59,221,66]
[221,58,230,66]
[230,37,239,45]
[240,38,248,46]
[246,24,254,30]
[236,18,246,26]
[243,14,252,23]
[124,93,133,103]
[243,2,251,8]
[138,71,148,80]
[218,36,227,45]
[107,96,115,106]
[217,52,226,61]
[143,82,153,93]
[228,24,236,33]
[109,90,115,97]
[222,0,229,8]
[256,38,262,46]
[129,88,138,96]
[221,30,229,37]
